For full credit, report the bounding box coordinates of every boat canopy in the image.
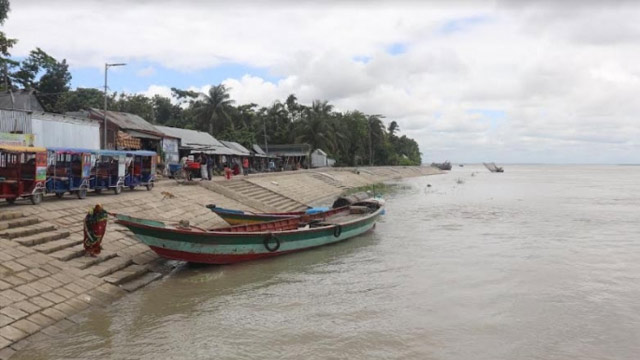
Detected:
[0,145,47,153]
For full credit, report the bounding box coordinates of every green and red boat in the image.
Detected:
[114,202,383,264]
[205,205,307,225]
[206,192,383,226]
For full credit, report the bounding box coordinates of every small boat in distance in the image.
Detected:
[114,201,384,264]
[483,162,504,173]
[431,161,452,171]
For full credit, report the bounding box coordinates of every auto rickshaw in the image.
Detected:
[125,151,156,190]
[92,150,126,194]
[46,148,93,199]
[0,145,47,205]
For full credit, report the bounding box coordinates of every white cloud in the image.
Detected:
[6,0,640,163]
[136,66,156,77]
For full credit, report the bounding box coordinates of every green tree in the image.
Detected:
[0,0,17,91]
[12,48,72,111]
[296,100,335,153]
[57,88,107,113]
[192,84,234,135]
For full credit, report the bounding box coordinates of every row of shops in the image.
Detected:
[0,90,335,173]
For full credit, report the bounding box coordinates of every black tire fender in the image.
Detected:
[264,233,281,252]
[333,225,342,238]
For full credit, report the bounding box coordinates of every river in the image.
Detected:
[14,165,640,360]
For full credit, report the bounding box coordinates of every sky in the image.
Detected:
[4,0,640,164]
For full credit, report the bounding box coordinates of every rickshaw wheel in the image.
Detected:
[77,189,87,199]
[6,197,16,204]
[30,193,43,205]
[55,192,64,199]
[146,182,154,191]
[114,185,122,195]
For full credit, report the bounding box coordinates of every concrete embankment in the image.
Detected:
[0,166,440,359]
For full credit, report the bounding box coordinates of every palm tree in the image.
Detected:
[367,115,385,166]
[388,121,399,137]
[193,84,235,135]
[297,100,336,153]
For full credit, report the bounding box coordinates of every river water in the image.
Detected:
[14,165,640,360]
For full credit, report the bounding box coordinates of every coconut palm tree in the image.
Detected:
[296,100,336,153]
[367,115,385,166]
[192,84,235,135]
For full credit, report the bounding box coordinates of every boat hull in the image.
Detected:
[214,211,298,225]
[207,206,304,225]
[117,208,382,264]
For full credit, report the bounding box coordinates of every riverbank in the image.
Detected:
[0,166,441,359]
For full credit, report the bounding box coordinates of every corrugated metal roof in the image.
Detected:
[31,112,99,127]
[252,144,266,155]
[0,90,44,112]
[89,108,163,136]
[221,141,251,156]
[266,144,311,157]
[155,125,225,147]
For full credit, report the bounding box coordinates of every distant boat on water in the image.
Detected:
[483,162,504,173]
[431,161,452,171]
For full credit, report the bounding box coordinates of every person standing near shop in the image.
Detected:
[242,157,249,176]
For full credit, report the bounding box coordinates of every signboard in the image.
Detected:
[0,133,35,147]
[36,152,47,181]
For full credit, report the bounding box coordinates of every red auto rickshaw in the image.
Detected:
[0,145,47,205]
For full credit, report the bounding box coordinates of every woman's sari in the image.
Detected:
[84,204,108,256]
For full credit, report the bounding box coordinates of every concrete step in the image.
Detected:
[0,216,39,231]
[88,256,134,278]
[69,252,118,270]
[14,229,71,247]
[0,211,24,221]
[121,271,162,292]
[32,235,81,254]
[103,264,148,285]
[267,197,299,208]
[0,222,55,239]
[253,192,281,201]
[96,256,136,276]
[50,244,86,261]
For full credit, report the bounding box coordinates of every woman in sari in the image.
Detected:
[84,204,108,256]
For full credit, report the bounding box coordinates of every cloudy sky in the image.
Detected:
[4,0,640,163]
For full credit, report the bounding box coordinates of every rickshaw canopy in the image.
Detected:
[47,147,96,154]
[0,145,47,153]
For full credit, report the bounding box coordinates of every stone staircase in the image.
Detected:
[309,172,352,190]
[0,212,162,294]
[217,179,307,212]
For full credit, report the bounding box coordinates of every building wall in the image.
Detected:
[162,138,180,164]
[311,151,327,168]
[32,118,100,149]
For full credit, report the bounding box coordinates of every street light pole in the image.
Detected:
[103,63,126,149]
[263,118,268,155]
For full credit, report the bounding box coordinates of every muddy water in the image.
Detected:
[14,165,640,359]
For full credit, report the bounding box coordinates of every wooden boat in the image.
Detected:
[206,205,305,225]
[431,161,452,171]
[206,192,381,225]
[483,162,504,173]
[114,202,383,264]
